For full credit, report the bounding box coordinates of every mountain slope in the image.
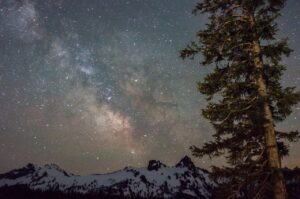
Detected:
[0,156,215,199]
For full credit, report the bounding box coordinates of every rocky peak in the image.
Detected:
[45,163,62,170]
[0,163,37,180]
[25,163,36,169]
[175,156,195,170]
[44,164,72,176]
[147,160,166,171]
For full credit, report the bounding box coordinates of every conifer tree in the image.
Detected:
[180,1,300,198]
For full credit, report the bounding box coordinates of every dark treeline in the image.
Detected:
[0,185,198,199]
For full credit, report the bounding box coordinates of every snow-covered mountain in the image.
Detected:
[0,156,215,199]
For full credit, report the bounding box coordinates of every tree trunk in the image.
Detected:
[250,15,287,199]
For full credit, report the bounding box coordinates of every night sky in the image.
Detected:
[0,0,299,174]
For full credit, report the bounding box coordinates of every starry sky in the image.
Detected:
[0,0,299,174]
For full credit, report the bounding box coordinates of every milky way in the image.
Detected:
[0,0,299,174]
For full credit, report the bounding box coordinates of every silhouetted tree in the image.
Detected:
[180,1,300,198]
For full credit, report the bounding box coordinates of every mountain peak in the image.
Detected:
[147,160,166,171]
[175,156,195,169]
[44,163,72,176]
[0,163,37,180]
[25,163,37,170]
[45,163,62,170]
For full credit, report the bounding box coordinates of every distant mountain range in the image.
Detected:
[1,156,300,199]
[0,156,216,199]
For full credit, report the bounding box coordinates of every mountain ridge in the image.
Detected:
[0,156,215,199]
[2,157,300,199]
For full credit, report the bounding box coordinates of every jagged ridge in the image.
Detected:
[0,156,215,199]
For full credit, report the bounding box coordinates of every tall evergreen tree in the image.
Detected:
[180,0,300,198]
